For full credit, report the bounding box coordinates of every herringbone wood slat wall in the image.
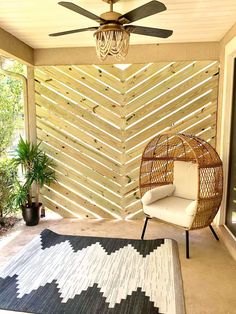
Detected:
[35,61,219,219]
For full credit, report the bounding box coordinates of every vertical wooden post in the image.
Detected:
[26,66,37,144]
[26,66,38,208]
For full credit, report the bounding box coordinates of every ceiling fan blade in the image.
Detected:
[49,26,98,37]
[58,1,103,23]
[127,25,173,38]
[119,1,166,24]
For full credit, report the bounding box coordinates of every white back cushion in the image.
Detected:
[173,161,198,200]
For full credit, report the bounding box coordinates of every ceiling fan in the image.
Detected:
[49,0,173,61]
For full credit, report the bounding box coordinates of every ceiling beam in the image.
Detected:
[0,27,34,65]
[34,42,220,66]
[220,21,236,57]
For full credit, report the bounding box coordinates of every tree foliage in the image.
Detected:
[0,60,25,219]
[0,61,25,155]
[0,158,18,218]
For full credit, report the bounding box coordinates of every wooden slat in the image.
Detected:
[169,102,217,134]
[35,81,121,140]
[36,93,122,152]
[98,65,123,80]
[44,176,119,218]
[126,62,219,124]
[124,188,140,207]
[124,102,217,176]
[124,61,194,104]
[122,201,143,218]
[186,114,217,135]
[59,66,122,103]
[198,127,216,141]
[40,67,122,115]
[126,84,218,153]
[37,125,121,181]
[121,64,148,80]
[42,186,97,219]
[123,62,171,93]
[127,210,145,220]
[36,97,118,153]
[125,179,140,196]
[35,69,119,125]
[78,65,123,91]
[52,171,121,215]
[42,196,78,218]
[38,136,121,194]
[54,163,121,205]
[36,105,121,162]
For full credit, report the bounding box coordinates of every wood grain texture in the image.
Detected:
[35,62,219,219]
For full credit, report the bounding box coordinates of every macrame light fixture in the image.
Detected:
[94,24,130,61]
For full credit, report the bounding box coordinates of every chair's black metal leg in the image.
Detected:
[186,230,190,259]
[141,217,150,240]
[209,225,219,241]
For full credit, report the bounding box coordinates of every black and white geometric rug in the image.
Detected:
[0,229,185,314]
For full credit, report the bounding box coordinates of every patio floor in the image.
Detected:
[0,214,235,314]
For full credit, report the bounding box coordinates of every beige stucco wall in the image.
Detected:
[217,22,236,152]
[216,22,236,225]
[34,42,220,66]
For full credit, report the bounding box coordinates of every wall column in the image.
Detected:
[26,66,37,143]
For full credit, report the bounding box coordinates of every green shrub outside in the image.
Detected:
[0,61,25,223]
[0,158,19,219]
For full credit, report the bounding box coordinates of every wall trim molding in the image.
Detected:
[34,42,220,66]
[0,27,34,65]
[217,225,236,261]
[217,35,236,226]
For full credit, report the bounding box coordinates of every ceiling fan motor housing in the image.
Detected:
[94,23,130,36]
[100,11,122,22]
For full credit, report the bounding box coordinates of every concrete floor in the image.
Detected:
[0,215,236,314]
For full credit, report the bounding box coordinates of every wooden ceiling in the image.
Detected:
[0,0,236,48]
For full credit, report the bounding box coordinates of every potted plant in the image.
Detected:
[12,137,56,226]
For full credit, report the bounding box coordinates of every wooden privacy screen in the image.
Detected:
[35,61,219,219]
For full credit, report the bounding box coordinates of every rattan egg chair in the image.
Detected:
[139,133,223,258]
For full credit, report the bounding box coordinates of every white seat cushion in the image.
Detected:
[141,184,175,205]
[173,161,198,200]
[143,196,197,228]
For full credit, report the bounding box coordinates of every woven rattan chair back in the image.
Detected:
[139,133,223,230]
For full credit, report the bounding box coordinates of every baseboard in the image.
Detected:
[217,225,236,261]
